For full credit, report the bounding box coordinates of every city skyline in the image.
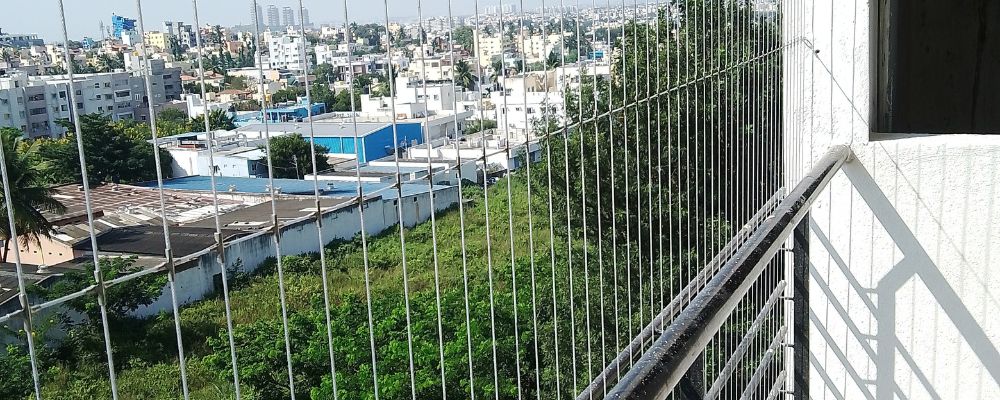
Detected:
[2,0,551,41]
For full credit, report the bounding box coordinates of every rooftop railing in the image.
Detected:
[0,0,828,399]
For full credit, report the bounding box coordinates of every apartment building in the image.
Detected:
[129,59,182,121]
[405,56,455,81]
[473,30,504,66]
[0,65,183,137]
[142,31,173,52]
[267,33,306,71]
[0,71,128,137]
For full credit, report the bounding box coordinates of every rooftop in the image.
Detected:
[182,198,354,231]
[45,184,249,244]
[235,121,395,138]
[137,175,449,199]
[75,225,246,258]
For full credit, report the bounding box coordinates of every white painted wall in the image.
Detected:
[785,1,1000,399]
[134,186,459,317]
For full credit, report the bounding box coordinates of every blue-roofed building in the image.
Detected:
[236,121,424,164]
[263,102,327,123]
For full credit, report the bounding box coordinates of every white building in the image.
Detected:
[267,33,307,71]
[489,72,565,140]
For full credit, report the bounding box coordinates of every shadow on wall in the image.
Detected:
[808,158,1000,400]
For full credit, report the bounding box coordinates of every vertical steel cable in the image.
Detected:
[591,0,608,394]
[132,1,190,397]
[573,0,594,386]
[711,0,719,265]
[377,2,418,397]
[644,0,655,327]
[629,0,642,353]
[446,1,478,397]
[412,2,450,397]
[674,0,684,348]
[288,1,340,396]
[652,0,664,328]
[505,2,525,398]
[340,2,381,398]
[726,2,735,396]
[605,0,622,382]
[557,0,580,392]
[682,0,692,303]
[524,1,544,397]
[0,69,43,400]
[253,6,300,399]
[546,2,565,395]
[188,1,243,396]
[471,2,499,397]
[56,2,120,397]
[660,0,672,335]
[491,2,511,397]
[618,0,634,369]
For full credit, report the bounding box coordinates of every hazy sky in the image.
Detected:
[2,0,556,41]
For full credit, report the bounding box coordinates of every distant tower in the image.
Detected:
[281,7,295,28]
[301,8,310,28]
[266,5,280,29]
[252,4,265,31]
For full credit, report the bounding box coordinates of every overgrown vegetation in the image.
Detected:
[0,1,781,398]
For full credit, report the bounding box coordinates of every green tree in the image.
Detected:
[234,99,262,111]
[188,109,236,132]
[0,128,66,262]
[313,63,337,84]
[259,133,330,179]
[0,344,35,399]
[168,36,185,60]
[155,108,191,136]
[271,87,305,103]
[93,52,124,73]
[36,256,167,321]
[490,58,505,87]
[454,60,476,91]
[42,114,173,184]
[452,26,475,50]
[465,119,497,134]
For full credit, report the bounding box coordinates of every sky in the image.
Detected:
[1,0,555,42]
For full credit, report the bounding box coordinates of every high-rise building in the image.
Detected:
[111,14,137,39]
[267,5,280,29]
[252,4,265,31]
[281,7,295,28]
[301,8,310,28]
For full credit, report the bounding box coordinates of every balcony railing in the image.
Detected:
[0,0,831,399]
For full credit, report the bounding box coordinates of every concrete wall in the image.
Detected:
[785,1,1000,399]
[134,185,459,317]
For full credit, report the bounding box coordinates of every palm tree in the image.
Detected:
[454,60,476,91]
[189,109,237,132]
[0,128,66,262]
[0,47,17,66]
[490,58,505,89]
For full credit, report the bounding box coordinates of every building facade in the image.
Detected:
[267,33,306,71]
